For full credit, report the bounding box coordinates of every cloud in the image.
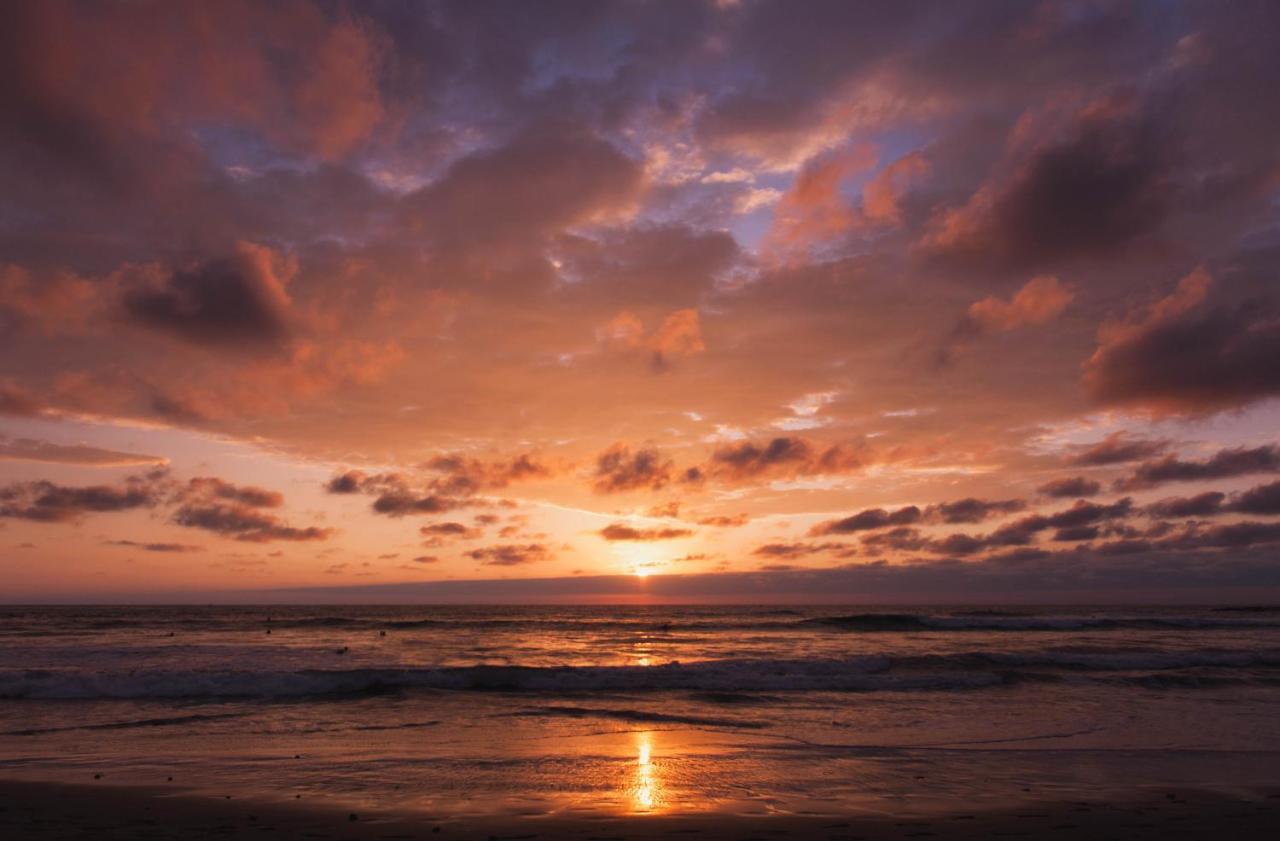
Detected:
[592,444,676,493]
[695,514,751,527]
[0,437,167,467]
[1233,480,1280,515]
[1042,497,1133,529]
[1067,433,1167,466]
[465,543,553,566]
[1147,492,1226,519]
[181,477,282,508]
[598,523,694,541]
[420,522,480,540]
[1116,445,1280,491]
[1085,268,1280,412]
[326,455,549,516]
[1038,476,1102,498]
[926,497,1025,524]
[752,542,849,559]
[764,144,877,254]
[926,105,1170,268]
[371,492,462,517]
[421,453,552,495]
[172,476,329,543]
[0,381,45,417]
[120,242,296,346]
[811,497,1023,537]
[707,437,868,482]
[598,309,706,370]
[810,506,921,536]
[106,540,203,553]
[862,151,930,225]
[403,130,645,254]
[0,471,166,522]
[940,276,1072,362]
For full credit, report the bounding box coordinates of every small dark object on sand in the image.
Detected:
[349,813,359,822]
[380,630,387,637]
[93,774,101,780]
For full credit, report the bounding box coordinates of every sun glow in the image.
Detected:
[612,542,670,578]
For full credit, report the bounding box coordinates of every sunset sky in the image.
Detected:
[2,1,1279,602]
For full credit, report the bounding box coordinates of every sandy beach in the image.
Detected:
[3,778,1279,840]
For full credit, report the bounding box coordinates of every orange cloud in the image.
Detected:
[765,144,877,255]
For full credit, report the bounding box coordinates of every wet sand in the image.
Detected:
[3,779,1279,840]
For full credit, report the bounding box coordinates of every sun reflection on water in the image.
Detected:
[629,730,665,813]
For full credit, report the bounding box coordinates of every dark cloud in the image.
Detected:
[1233,480,1280,516]
[422,452,551,495]
[1116,445,1280,491]
[1038,476,1102,498]
[929,106,1171,269]
[709,437,867,482]
[371,492,460,517]
[926,497,1024,524]
[172,476,329,543]
[598,523,694,541]
[0,472,164,522]
[1160,521,1280,551]
[592,444,674,493]
[1043,497,1133,529]
[326,458,545,517]
[465,543,552,566]
[809,505,921,536]
[752,542,851,559]
[861,527,929,553]
[1052,525,1099,542]
[1147,492,1226,519]
[182,477,282,508]
[121,243,295,346]
[325,471,365,494]
[1085,270,1280,413]
[1067,433,1167,466]
[172,503,331,543]
[106,540,203,553]
[420,522,480,540]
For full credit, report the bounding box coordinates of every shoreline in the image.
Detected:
[3,778,1279,840]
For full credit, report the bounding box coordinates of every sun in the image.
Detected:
[612,542,668,578]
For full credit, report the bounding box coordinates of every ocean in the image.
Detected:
[2,604,1279,818]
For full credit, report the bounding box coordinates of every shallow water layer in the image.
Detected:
[1,604,1278,817]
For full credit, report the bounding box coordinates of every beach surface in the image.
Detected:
[5,606,1280,835]
[3,779,1280,840]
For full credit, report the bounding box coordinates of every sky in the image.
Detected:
[2,0,1280,603]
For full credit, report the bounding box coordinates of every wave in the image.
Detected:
[1,711,246,736]
[500,705,771,729]
[804,613,1280,632]
[3,648,1277,700]
[8,606,1280,638]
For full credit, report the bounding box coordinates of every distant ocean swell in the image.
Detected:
[3,611,1279,636]
[4,649,1279,699]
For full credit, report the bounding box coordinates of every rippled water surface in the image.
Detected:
[2,604,1278,816]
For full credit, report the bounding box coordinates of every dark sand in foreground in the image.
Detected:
[3,779,1280,840]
